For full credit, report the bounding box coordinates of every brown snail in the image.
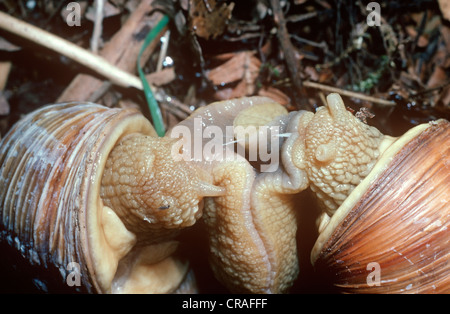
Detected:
[289,93,449,293]
[0,94,448,294]
[0,96,305,293]
[170,93,449,293]
[171,96,304,293]
[169,94,450,293]
[0,102,224,293]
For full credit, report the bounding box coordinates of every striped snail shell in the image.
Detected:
[311,118,450,293]
[288,93,450,293]
[0,103,221,293]
[1,94,448,294]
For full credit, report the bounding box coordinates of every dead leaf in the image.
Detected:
[145,68,176,86]
[213,81,246,100]
[258,86,290,106]
[317,68,333,83]
[118,99,142,111]
[405,25,429,47]
[86,1,121,21]
[426,66,447,89]
[431,34,450,68]
[189,0,234,39]
[304,66,319,81]
[208,51,261,86]
[439,24,450,67]
[208,50,261,100]
[210,51,236,62]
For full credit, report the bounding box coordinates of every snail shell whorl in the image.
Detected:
[0,103,155,293]
[312,119,450,293]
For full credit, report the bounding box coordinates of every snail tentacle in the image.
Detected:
[0,103,206,293]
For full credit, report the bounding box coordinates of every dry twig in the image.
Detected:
[303,81,396,106]
[57,0,165,102]
[269,0,311,110]
[90,0,104,54]
[0,11,143,90]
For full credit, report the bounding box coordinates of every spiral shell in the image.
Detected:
[311,119,450,293]
[0,103,190,293]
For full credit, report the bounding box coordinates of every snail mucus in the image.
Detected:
[0,94,448,293]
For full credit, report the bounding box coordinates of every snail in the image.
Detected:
[0,102,224,293]
[171,93,449,293]
[300,94,450,293]
[0,96,308,294]
[171,96,306,293]
[0,94,448,294]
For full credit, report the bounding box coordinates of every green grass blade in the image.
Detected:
[137,15,170,137]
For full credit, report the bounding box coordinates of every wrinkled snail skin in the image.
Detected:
[174,97,308,293]
[1,94,448,294]
[196,93,448,293]
[247,111,310,293]
[0,103,221,293]
[310,118,450,293]
[290,94,449,293]
[291,93,388,219]
[100,133,223,245]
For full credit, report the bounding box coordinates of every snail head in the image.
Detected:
[100,134,224,242]
[292,93,386,216]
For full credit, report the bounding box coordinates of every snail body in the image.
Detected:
[288,94,450,293]
[172,97,306,293]
[310,118,449,293]
[185,93,449,293]
[0,103,221,293]
[0,94,448,294]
